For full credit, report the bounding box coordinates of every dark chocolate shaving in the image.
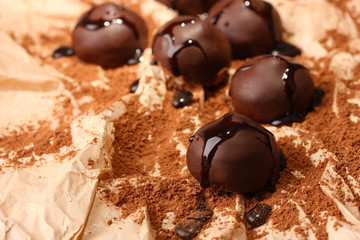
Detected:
[245,202,272,228]
[174,202,213,239]
[270,111,305,127]
[130,79,140,93]
[173,89,193,108]
[272,41,301,57]
[52,46,74,59]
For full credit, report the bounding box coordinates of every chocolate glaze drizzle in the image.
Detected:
[280,57,305,100]
[52,46,74,58]
[198,113,277,189]
[154,18,209,76]
[76,5,143,65]
[269,56,323,127]
[271,87,325,126]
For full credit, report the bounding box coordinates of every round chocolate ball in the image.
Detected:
[156,0,220,15]
[73,3,148,67]
[230,55,314,124]
[152,16,231,86]
[207,0,282,59]
[186,112,281,193]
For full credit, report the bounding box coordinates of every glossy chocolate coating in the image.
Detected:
[152,16,231,86]
[156,0,219,15]
[230,55,314,124]
[73,3,148,67]
[207,0,282,59]
[186,113,281,193]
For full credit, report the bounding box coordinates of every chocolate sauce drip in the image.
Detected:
[175,192,212,239]
[272,41,301,57]
[155,19,209,76]
[271,87,324,126]
[245,202,272,228]
[279,56,305,100]
[52,46,74,58]
[130,79,139,93]
[173,89,193,108]
[198,113,276,188]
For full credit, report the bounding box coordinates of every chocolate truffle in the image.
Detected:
[73,3,148,67]
[207,0,282,59]
[152,16,231,86]
[186,112,281,193]
[230,55,314,124]
[156,0,219,15]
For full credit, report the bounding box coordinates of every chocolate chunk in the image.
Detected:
[245,203,272,228]
[52,46,74,58]
[207,0,283,59]
[186,112,282,193]
[156,0,220,15]
[130,79,140,93]
[152,16,231,86]
[173,89,193,108]
[150,59,158,65]
[272,41,301,57]
[175,205,213,239]
[73,3,148,67]
[270,111,305,127]
[230,55,314,124]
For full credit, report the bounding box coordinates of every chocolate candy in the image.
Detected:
[230,55,314,124]
[207,0,282,59]
[186,113,281,193]
[73,3,148,67]
[152,16,231,86]
[156,0,219,15]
